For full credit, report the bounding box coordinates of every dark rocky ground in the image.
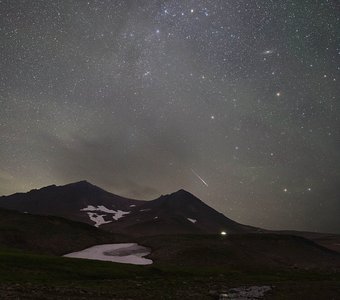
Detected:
[1,280,340,299]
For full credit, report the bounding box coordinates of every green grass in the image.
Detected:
[0,250,145,283]
[0,248,339,299]
[0,249,339,290]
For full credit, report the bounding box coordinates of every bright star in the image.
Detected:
[262,50,274,55]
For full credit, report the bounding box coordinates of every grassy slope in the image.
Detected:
[138,234,340,271]
[0,208,125,255]
[0,249,339,299]
[0,232,340,299]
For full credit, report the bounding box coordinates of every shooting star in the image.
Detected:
[191,169,209,187]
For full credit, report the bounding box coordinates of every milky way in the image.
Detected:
[1,1,339,233]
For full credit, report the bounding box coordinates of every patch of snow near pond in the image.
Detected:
[64,243,152,265]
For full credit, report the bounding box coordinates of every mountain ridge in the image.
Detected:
[0,181,257,236]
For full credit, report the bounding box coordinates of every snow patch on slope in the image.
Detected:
[187,218,197,223]
[87,212,112,227]
[64,243,152,265]
[111,210,130,221]
[81,205,130,226]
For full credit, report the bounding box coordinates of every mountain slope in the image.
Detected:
[0,208,121,255]
[0,181,144,228]
[0,181,258,236]
[102,189,257,235]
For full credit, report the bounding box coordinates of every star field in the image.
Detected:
[0,0,339,233]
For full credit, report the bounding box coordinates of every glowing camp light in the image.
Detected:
[221,231,227,236]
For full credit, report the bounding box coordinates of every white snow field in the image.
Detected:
[86,212,112,227]
[80,205,130,226]
[64,243,153,265]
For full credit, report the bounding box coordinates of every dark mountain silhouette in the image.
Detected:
[102,189,258,235]
[0,181,143,226]
[0,181,258,236]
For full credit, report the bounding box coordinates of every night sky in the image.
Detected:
[1,1,339,233]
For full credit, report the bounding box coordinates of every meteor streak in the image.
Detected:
[191,169,209,187]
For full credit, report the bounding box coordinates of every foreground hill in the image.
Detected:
[0,208,121,255]
[0,234,340,299]
[275,230,340,254]
[138,234,340,271]
[0,181,258,236]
